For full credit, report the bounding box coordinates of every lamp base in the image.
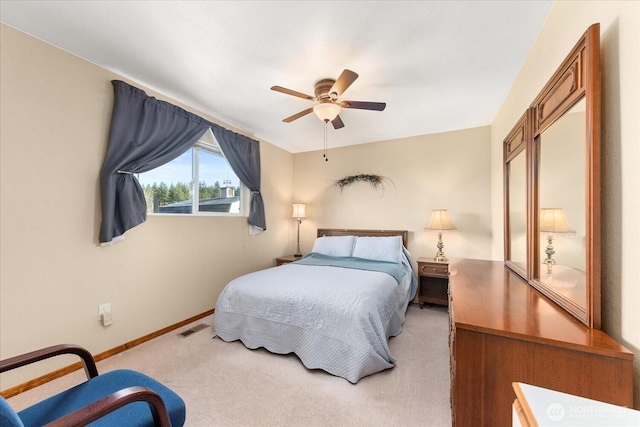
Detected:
[295,218,302,258]
[434,253,448,263]
[544,234,556,273]
[434,232,447,262]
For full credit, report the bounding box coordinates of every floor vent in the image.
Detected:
[178,323,209,337]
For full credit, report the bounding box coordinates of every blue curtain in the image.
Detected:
[99,80,266,244]
[211,124,266,232]
[99,81,211,243]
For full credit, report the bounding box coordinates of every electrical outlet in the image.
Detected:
[98,303,111,320]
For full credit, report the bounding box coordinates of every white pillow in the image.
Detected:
[311,235,356,257]
[352,236,403,264]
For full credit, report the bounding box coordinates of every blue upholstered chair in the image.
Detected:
[0,344,185,427]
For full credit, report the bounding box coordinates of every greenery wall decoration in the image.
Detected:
[332,174,395,193]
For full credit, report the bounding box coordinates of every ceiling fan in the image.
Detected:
[271,69,386,129]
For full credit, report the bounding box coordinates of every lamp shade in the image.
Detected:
[426,209,456,231]
[539,208,575,233]
[313,103,341,122]
[292,203,306,219]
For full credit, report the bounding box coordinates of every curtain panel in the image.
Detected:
[99,80,265,244]
[211,124,266,233]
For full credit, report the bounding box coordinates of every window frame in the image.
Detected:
[142,130,246,217]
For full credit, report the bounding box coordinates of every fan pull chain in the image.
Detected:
[323,120,329,161]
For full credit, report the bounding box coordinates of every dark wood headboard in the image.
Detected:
[317,229,408,248]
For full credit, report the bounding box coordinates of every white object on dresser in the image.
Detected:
[512,382,640,426]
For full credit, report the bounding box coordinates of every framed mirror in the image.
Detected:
[504,111,530,280]
[504,24,601,328]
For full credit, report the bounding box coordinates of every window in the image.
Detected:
[137,130,243,215]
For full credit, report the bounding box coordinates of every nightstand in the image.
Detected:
[416,258,449,308]
[275,255,302,266]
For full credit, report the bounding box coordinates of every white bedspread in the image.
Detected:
[213,257,416,383]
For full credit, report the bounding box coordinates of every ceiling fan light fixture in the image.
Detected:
[313,103,341,122]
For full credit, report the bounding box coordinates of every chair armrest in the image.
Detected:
[42,386,172,427]
[0,344,99,380]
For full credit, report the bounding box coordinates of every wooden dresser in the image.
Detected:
[448,259,634,426]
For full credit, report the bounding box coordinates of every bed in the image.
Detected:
[212,229,418,383]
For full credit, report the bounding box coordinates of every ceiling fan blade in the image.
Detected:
[283,108,314,123]
[331,115,345,129]
[329,69,358,98]
[340,100,386,111]
[271,86,315,101]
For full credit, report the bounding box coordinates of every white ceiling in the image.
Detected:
[0,1,553,153]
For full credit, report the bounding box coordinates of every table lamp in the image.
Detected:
[539,208,575,273]
[292,203,307,257]
[425,209,456,262]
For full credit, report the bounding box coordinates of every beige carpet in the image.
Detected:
[8,304,451,426]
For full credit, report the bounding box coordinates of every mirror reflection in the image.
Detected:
[537,98,586,310]
[508,149,527,272]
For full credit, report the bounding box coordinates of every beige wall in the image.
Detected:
[292,127,493,268]
[0,24,294,388]
[490,1,640,407]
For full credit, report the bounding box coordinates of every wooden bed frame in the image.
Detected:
[317,228,408,248]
